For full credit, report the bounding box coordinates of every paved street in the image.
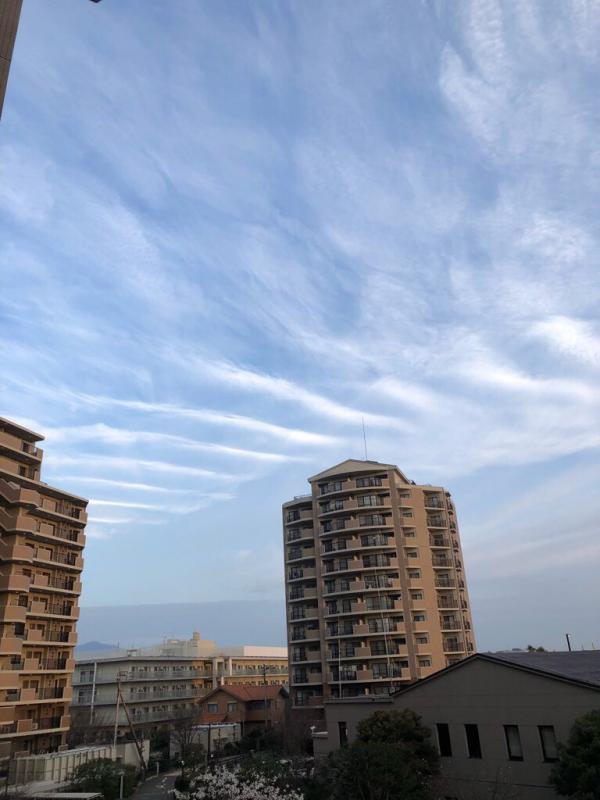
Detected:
[133,771,178,800]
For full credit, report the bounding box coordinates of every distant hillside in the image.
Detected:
[76,640,119,653]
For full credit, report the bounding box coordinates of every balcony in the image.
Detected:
[440,619,462,630]
[0,638,23,654]
[423,495,444,509]
[432,555,453,567]
[288,567,316,582]
[31,574,82,594]
[444,641,466,653]
[287,547,315,562]
[285,510,312,525]
[0,479,39,508]
[427,517,447,529]
[33,549,83,571]
[435,576,456,588]
[0,603,27,624]
[429,535,450,548]
[0,539,34,564]
[26,629,76,645]
[317,480,356,498]
[319,496,392,517]
[22,657,72,672]
[28,600,79,620]
[0,509,37,535]
[437,593,459,610]
[0,433,42,465]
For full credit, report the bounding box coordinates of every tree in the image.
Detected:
[331,709,440,800]
[550,710,600,799]
[526,645,547,652]
[170,714,205,768]
[69,758,137,800]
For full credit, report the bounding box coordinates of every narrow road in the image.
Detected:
[133,770,178,800]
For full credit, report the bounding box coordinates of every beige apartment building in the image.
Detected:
[282,459,475,711]
[0,417,87,761]
[72,633,288,737]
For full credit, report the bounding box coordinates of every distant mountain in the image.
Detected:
[77,600,286,650]
[76,640,119,653]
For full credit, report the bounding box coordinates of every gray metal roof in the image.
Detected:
[489,650,600,687]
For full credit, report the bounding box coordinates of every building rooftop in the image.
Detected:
[0,415,44,442]
[308,459,410,483]
[489,650,600,688]
[204,684,288,702]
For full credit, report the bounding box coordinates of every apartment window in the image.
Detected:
[406,550,418,559]
[208,703,218,713]
[227,702,237,712]
[322,521,332,533]
[402,510,413,518]
[436,723,452,757]
[413,613,426,622]
[415,635,429,644]
[419,658,432,667]
[465,724,482,759]
[504,725,523,761]
[335,518,346,530]
[408,569,421,579]
[411,591,424,601]
[404,528,416,537]
[338,721,348,747]
[538,726,558,762]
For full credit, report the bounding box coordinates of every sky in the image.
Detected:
[1,0,600,652]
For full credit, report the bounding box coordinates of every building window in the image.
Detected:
[419,658,432,667]
[207,703,218,713]
[539,726,558,762]
[504,725,523,761]
[227,702,237,712]
[465,724,482,759]
[413,613,426,622]
[436,723,452,757]
[338,721,348,747]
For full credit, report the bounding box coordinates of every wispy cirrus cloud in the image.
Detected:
[43,423,306,463]
[3,0,599,646]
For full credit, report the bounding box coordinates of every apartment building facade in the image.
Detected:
[0,417,87,761]
[72,636,288,736]
[282,459,475,711]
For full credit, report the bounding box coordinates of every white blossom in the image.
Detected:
[187,766,304,800]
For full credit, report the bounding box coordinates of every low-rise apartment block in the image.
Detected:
[71,632,288,736]
[0,417,87,762]
[283,459,475,711]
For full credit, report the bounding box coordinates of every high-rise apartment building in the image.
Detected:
[282,460,475,712]
[0,0,22,118]
[0,417,87,762]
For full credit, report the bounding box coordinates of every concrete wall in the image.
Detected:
[318,658,600,800]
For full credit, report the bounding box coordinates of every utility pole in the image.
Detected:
[261,664,269,732]
[565,633,573,652]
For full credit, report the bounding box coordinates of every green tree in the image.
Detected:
[331,709,439,800]
[526,645,547,652]
[69,759,138,800]
[551,710,600,799]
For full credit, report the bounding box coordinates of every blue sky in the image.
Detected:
[2,0,600,651]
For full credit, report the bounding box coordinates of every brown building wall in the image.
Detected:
[0,418,87,762]
[283,459,475,713]
[0,0,22,118]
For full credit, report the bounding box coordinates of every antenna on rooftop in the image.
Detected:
[361,417,368,461]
